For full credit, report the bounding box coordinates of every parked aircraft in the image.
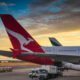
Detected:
[49,37,80,70]
[0,14,80,70]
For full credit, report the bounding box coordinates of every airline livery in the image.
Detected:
[0,14,80,70]
[49,37,62,46]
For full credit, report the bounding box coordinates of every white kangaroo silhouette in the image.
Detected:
[6,28,34,53]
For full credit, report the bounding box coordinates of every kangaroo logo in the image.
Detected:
[23,38,33,46]
[6,28,34,53]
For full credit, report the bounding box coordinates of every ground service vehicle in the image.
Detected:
[29,69,48,80]
[42,65,63,78]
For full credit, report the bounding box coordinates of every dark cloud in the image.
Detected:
[18,0,80,36]
[18,0,80,19]
[29,0,80,11]
[24,0,80,20]
[18,12,80,36]
[64,0,80,8]
[29,0,56,9]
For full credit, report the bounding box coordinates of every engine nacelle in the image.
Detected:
[63,62,80,71]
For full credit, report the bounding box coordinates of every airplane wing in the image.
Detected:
[19,52,80,63]
[0,50,32,58]
[0,50,13,57]
[0,50,80,63]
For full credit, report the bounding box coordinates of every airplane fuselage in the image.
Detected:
[42,46,80,63]
[1,14,80,68]
[18,46,80,65]
[42,46,80,56]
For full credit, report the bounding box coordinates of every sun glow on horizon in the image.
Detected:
[1,30,80,51]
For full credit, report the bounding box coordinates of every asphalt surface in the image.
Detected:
[0,68,80,80]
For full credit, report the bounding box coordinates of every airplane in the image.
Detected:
[49,37,80,70]
[0,14,80,70]
[0,14,56,65]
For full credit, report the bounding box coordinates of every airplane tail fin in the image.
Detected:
[49,37,62,46]
[0,14,44,54]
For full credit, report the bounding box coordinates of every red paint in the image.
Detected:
[0,14,54,65]
[1,15,44,53]
[17,55,54,65]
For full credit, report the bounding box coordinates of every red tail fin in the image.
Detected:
[0,14,44,53]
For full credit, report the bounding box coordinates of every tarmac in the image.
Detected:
[0,67,80,80]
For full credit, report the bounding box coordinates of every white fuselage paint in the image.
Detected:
[42,46,80,70]
[42,46,80,56]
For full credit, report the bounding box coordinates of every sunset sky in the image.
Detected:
[0,0,80,60]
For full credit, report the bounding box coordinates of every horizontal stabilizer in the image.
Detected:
[0,50,12,57]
